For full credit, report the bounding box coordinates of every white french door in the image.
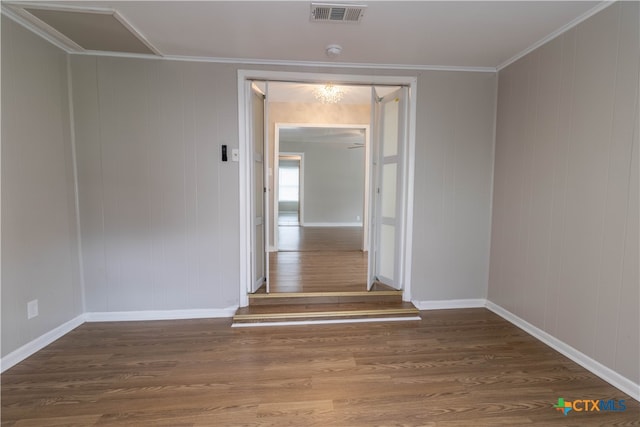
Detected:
[368,86,408,290]
[249,83,267,293]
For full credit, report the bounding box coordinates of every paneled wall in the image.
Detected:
[71,57,240,312]
[70,58,496,311]
[1,17,83,357]
[411,71,497,301]
[488,2,639,383]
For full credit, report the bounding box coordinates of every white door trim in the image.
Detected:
[238,70,417,307]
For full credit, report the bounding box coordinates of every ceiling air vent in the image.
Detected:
[310,3,367,23]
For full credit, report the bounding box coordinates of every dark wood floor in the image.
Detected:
[269,226,368,293]
[2,309,637,426]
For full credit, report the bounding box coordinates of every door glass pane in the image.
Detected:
[383,99,399,157]
[382,163,396,218]
[255,161,263,216]
[255,223,264,280]
[380,224,395,279]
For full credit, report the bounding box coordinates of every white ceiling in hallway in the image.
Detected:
[4,1,603,70]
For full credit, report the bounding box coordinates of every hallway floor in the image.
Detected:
[268,226,367,293]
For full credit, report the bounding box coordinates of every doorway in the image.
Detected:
[238,70,417,307]
[274,124,369,252]
[272,125,368,293]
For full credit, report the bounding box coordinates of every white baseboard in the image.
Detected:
[1,314,85,373]
[84,307,238,322]
[486,301,640,402]
[1,307,239,372]
[412,298,486,310]
[301,222,363,227]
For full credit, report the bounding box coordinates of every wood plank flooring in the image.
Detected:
[269,226,367,293]
[268,251,367,293]
[277,226,363,252]
[2,309,638,426]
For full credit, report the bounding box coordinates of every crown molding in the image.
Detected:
[497,0,616,71]
[71,50,497,73]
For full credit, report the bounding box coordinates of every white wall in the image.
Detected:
[70,56,240,312]
[280,139,365,225]
[488,1,639,384]
[1,17,83,357]
[411,71,497,301]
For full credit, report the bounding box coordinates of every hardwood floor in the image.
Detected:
[2,309,638,426]
[277,226,363,252]
[268,251,367,293]
[269,226,367,293]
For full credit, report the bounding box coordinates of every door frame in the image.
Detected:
[238,70,417,307]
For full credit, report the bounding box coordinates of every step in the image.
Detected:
[232,301,420,325]
[248,290,403,306]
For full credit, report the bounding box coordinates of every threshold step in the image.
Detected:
[232,301,420,324]
[248,290,402,306]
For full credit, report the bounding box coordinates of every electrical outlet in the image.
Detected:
[27,299,38,319]
[356,215,361,221]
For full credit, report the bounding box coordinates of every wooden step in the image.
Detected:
[232,301,420,325]
[248,290,402,306]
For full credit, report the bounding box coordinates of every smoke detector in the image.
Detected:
[310,3,367,23]
[325,44,342,58]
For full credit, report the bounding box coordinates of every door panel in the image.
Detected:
[381,163,397,217]
[250,83,266,293]
[379,223,395,279]
[370,87,407,290]
[383,98,399,156]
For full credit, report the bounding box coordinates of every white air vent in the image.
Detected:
[310,3,366,23]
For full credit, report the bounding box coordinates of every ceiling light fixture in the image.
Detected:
[313,84,345,104]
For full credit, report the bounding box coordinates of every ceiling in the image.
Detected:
[4,1,604,71]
